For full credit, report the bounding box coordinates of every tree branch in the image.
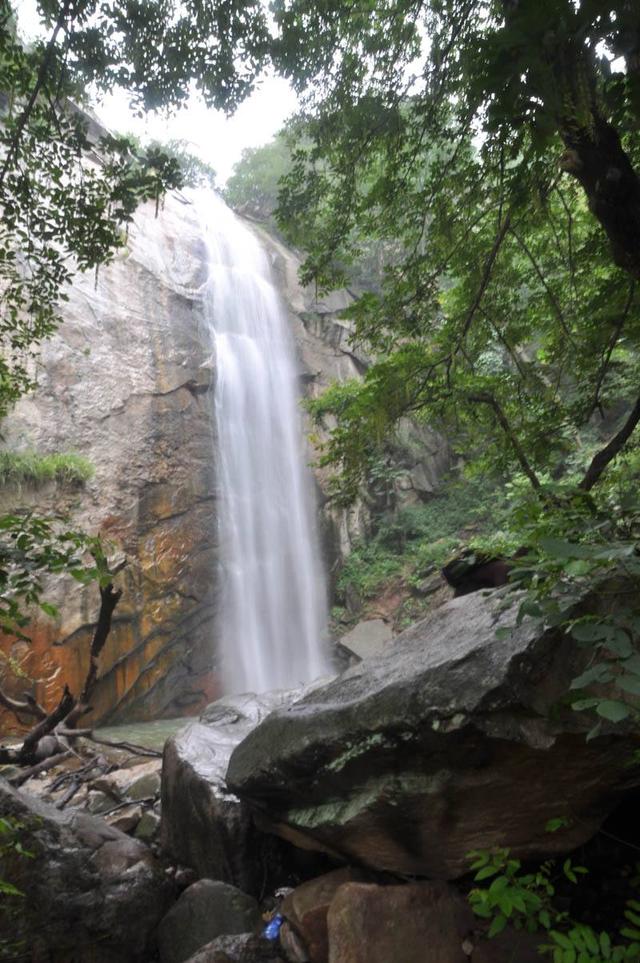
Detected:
[509,224,577,347]
[468,391,542,492]
[586,282,635,420]
[458,210,512,345]
[579,392,640,491]
[20,684,75,760]
[64,582,122,728]
[9,750,73,787]
[0,687,47,722]
[0,0,72,190]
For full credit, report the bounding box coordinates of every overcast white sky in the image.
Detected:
[99,79,297,183]
[15,0,298,183]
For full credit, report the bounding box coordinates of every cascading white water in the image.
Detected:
[199,191,328,693]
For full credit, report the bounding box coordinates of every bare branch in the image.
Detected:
[9,750,73,787]
[20,684,75,759]
[0,687,47,721]
[458,210,512,345]
[579,392,640,491]
[55,727,161,758]
[0,0,73,190]
[468,391,542,492]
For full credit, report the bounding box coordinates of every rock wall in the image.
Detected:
[0,195,451,732]
[1,192,217,731]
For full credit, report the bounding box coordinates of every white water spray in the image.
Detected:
[199,192,328,693]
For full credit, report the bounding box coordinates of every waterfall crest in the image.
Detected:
[199,191,328,693]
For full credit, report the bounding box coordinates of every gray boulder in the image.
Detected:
[183,934,285,962]
[227,587,640,878]
[157,879,261,963]
[0,777,174,962]
[161,690,325,895]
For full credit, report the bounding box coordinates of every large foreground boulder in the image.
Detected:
[0,777,174,962]
[157,879,261,963]
[161,690,329,895]
[227,588,640,878]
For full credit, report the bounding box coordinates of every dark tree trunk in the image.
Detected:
[560,116,640,281]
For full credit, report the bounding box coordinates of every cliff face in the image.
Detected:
[0,193,450,731]
[1,193,217,730]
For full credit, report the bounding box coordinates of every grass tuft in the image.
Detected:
[0,451,95,488]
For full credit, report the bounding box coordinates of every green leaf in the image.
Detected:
[595,700,631,723]
[617,675,640,697]
[488,914,508,938]
[570,665,612,690]
[538,539,592,559]
[622,654,640,677]
[571,698,600,711]
[571,623,612,643]
[551,931,575,950]
[546,817,569,833]
[0,880,23,896]
[586,721,603,742]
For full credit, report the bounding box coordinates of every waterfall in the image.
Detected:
[199,191,329,693]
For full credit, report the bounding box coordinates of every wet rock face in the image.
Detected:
[0,193,219,732]
[0,199,450,732]
[161,691,329,897]
[0,777,174,963]
[183,934,285,963]
[226,587,640,879]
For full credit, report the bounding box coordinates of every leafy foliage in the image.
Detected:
[271,0,640,507]
[335,474,508,601]
[0,5,187,420]
[225,130,294,223]
[148,138,217,189]
[0,512,112,640]
[468,848,640,961]
[0,815,33,961]
[493,470,640,733]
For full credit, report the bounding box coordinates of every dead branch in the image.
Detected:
[468,391,543,492]
[3,572,123,770]
[99,795,156,817]
[56,728,161,758]
[579,390,640,491]
[9,750,73,787]
[64,582,122,729]
[20,685,75,761]
[0,687,47,721]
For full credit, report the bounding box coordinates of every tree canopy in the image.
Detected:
[264,0,640,507]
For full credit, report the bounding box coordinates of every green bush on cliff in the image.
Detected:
[336,474,508,601]
[0,452,94,488]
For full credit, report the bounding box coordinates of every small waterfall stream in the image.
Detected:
[200,192,328,693]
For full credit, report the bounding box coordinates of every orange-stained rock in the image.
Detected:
[0,193,217,734]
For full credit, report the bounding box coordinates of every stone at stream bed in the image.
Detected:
[227,585,640,879]
[0,777,174,963]
[92,757,162,801]
[135,809,161,840]
[183,934,285,962]
[161,690,331,896]
[87,788,115,814]
[280,868,370,963]
[326,881,473,963]
[107,803,144,833]
[157,879,262,963]
[337,619,392,661]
